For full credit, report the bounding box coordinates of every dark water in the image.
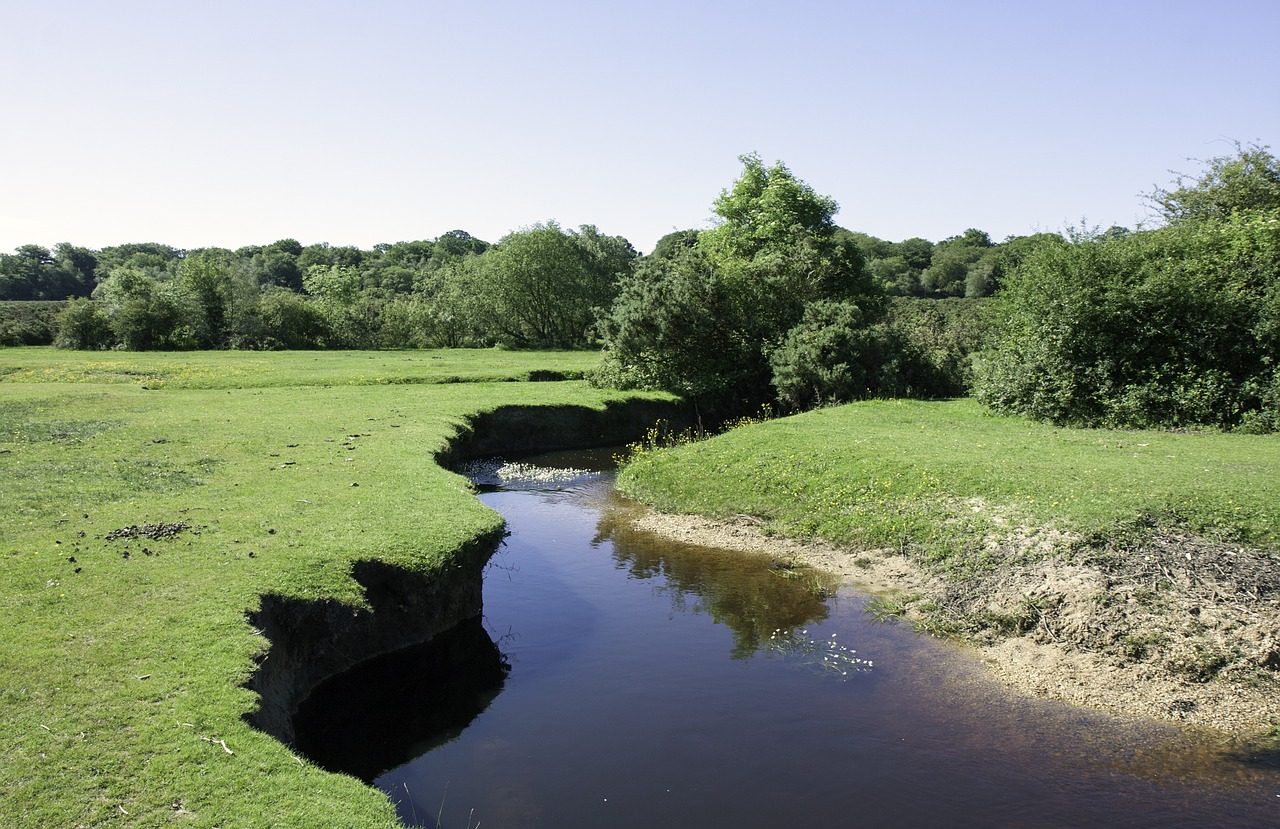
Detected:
[296,450,1279,828]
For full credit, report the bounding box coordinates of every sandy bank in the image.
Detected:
[632,510,1280,738]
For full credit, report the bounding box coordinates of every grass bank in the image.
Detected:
[0,347,670,827]
[619,399,1280,733]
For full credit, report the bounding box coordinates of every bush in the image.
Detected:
[974,211,1280,431]
[0,301,65,346]
[878,297,997,397]
[241,289,328,350]
[53,299,114,349]
[769,301,894,408]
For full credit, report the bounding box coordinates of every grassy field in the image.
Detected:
[620,398,1280,575]
[0,347,658,828]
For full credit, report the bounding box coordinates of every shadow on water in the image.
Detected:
[292,616,509,782]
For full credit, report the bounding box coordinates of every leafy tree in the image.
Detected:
[895,237,935,272]
[869,255,917,296]
[177,250,235,347]
[1146,141,1280,226]
[94,243,182,280]
[302,263,361,303]
[245,288,328,349]
[0,245,55,300]
[647,229,700,261]
[54,299,114,349]
[919,229,994,297]
[297,243,363,272]
[463,221,632,348]
[432,230,489,261]
[239,240,305,291]
[597,154,881,411]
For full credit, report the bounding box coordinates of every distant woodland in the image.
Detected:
[2,143,1277,432]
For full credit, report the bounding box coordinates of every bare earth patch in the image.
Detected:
[632,510,1280,738]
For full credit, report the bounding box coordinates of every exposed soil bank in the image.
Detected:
[633,511,1280,739]
[245,397,692,746]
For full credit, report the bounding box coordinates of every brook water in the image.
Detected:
[294,450,1278,828]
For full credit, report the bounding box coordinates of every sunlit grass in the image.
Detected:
[0,346,601,389]
[0,347,661,828]
[619,398,1280,577]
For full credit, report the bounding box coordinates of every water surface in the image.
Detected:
[298,450,1279,828]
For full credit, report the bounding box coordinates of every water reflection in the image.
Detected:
[595,496,836,659]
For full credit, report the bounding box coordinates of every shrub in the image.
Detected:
[53,299,114,349]
[974,211,1280,430]
[1,301,66,346]
[769,300,894,408]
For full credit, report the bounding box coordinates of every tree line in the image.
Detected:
[1,204,1054,356]
[4,142,1277,432]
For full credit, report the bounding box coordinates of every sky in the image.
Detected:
[2,0,1278,256]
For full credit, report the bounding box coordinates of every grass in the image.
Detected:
[618,398,1280,578]
[0,346,601,389]
[0,346,661,828]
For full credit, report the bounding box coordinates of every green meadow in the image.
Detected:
[0,348,661,828]
[620,399,1280,576]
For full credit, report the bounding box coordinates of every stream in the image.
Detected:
[294,449,1279,828]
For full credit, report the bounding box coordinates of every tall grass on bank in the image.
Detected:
[0,347,660,828]
[618,398,1280,577]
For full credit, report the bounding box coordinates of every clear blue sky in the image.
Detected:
[2,0,1277,255]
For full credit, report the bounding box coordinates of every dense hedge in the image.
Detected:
[0,301,65,346]
[974,210,1280,432]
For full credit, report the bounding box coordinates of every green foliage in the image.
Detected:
[52,299,112,349]
[769,300,894,408]
[597,154,881,409]
[876,297,998,397]
[975,211,1280,430]
[1147,141,1280,226]
[242,288,329,349]
[465,221,634,349]
[0,300,65,345]
[0,244,97,301]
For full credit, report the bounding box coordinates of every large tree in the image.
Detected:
[597,154,881,411]
[456,222,634,349]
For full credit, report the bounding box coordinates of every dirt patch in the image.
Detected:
[632,510,1280,738]
[104,521,195,541]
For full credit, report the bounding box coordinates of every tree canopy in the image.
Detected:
[596,154,883,412]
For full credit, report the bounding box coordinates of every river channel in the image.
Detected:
[294,449,1279,828]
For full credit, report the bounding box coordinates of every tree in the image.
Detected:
[1146,141,1280,225]
[463,222,632,349]
[54,299,114,349]
[177,250,234,347]
[0,245,54,300]
[647,229,700,262]
[597,154,882,411]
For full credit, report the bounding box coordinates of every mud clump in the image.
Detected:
[105,521,194,541]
